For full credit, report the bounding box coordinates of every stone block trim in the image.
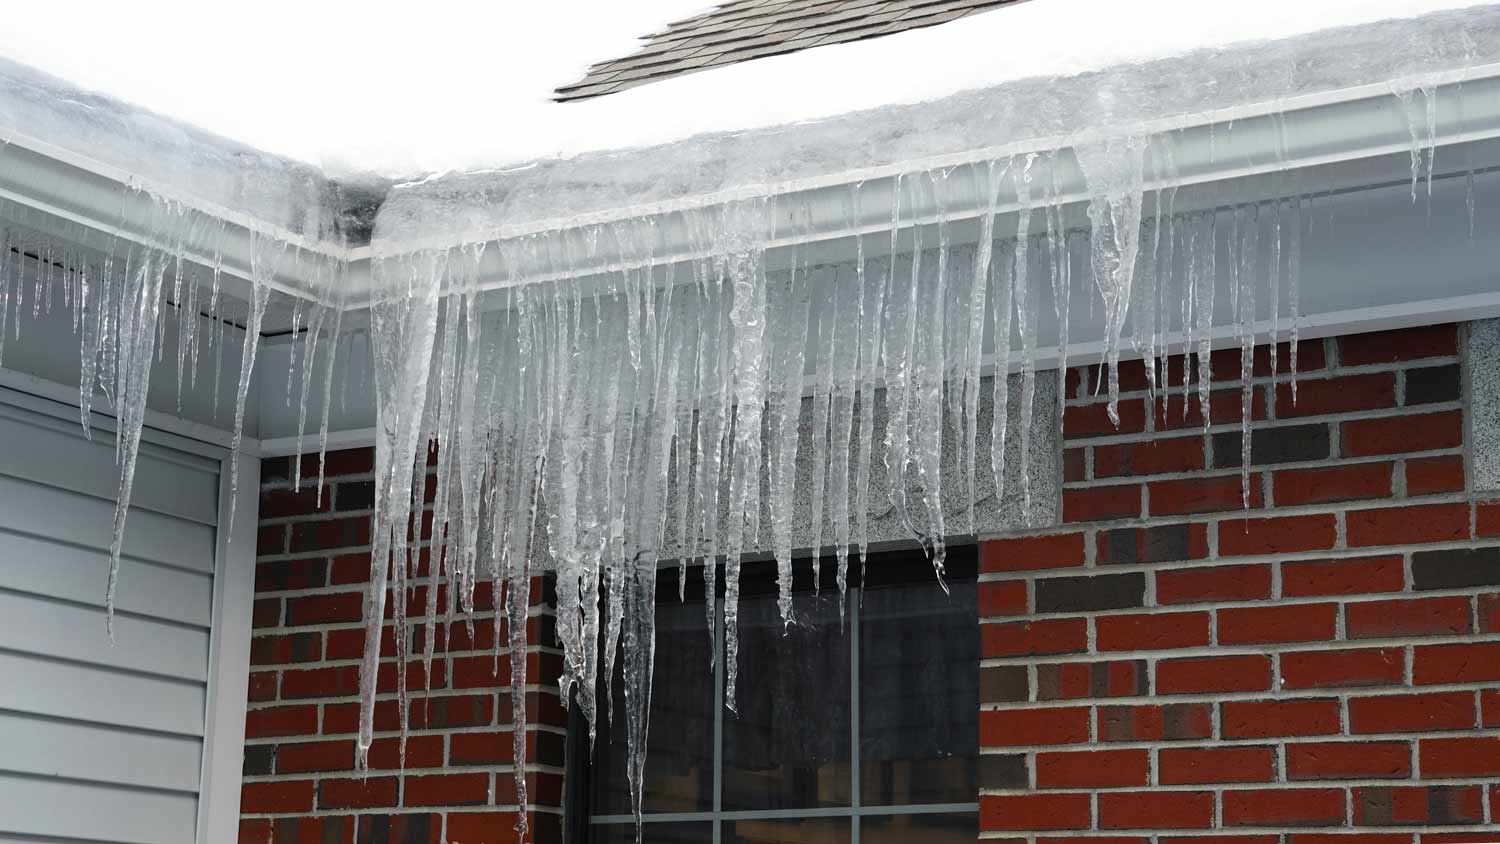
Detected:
[982,324,1500,840]
[241,448,565,844]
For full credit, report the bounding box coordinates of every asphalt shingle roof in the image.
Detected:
[555,0,1024,102]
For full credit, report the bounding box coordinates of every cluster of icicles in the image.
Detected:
[0,90,1456,841]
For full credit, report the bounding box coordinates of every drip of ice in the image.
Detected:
[1076,137,1147,429]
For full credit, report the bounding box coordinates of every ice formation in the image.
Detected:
[0,5,1497,840]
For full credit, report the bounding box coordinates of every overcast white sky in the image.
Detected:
[0,0,1492,177]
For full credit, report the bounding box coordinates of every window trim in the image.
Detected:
[569,546,981,843]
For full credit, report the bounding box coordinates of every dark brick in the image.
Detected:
[1037,660,1150,700]
[980,753,1029,789]
[1213,424,1329,468]
[1413,547,1500,590]
[356,813,434,844]
[336,480,376,511]
[980,666,1029,704]
[242,744,275,776]
[1406,364,1461,405]
[1098,523,1206,565]
[1035,573,1146,613]
[1356,785,1484,826]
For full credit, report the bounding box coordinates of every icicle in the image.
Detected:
[964,161,1003,536]
[228,233,283,532]
[1076,137,1147,427]
[1288,197,1304,405]
[1194,211,1217,429]
[768,261,811,628]
[1236,205,1259,508]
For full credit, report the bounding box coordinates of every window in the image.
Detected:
[570,548,979,843]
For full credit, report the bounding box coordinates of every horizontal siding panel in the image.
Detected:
[0,772,196,844]
[0,529,212,626]
[0,406,219,525]
[0,591,208,681]
[0,711,202,792]
[0,651,204,736]
[0,475,215,572]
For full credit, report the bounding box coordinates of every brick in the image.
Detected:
[288,517,371,553]
[1275,462,1393,506]
[1064,485,1142,522]
[1214,424,1330,468]
[251,598,280,628]
[1350,692,1476,733]
[980,707,1090,746]
[1420,737,1500,778]
[1288,741,1411,780]
[1416,642,1500,685]
[1098,703,1212,742]
[280,665,360,699]
[1281,648,1406,689]
[275,739,354,773]
[354,814,436,844]
[1094,437,1204,478]
[322,700,400,735]
[1158,655,1271,694]
[1286,835,1411,844]
[1097,611,1210,651]
[980,666,1029,704]
[1218,514,1337,557]
[1099,791,1214,830]
[1479,501,1500,536]
[1276,372,1396,418]
[403,772,489,807]
[239,818,272,844]
[1343,411,1464,457]
[284,592,363,626]
[335,480,376,511]
[981,793,1092,831]
[1282,555,1405,597]
[303,447,375,479]
[247,672,277,702]
[1407,455,1466,495]
[1070,360,1153,397]
[1222,699,1341,738]
[1065,398,1146,438]
[241,745,273,777]
[982,618,1088,657]
[980,753,1029,789]
[1406,363,1462,405]
[1157,385,1269,431]
[981,533,1086,572]
[244,705,319,739]
[366,734,444,770]
[1412,547,1500,590]
[978,580,1027,617]
[1036,660,1148,700]
[446,812,545,844]
[1097,523,1209,565]
[249,632,321,666]
[1340,324,1457,365]
[449,730,519,765]
[1219,603,1337,645]
[1347,503,1470,547]
[1356,785,1483,825]
[1223,788,1346,827]
[317,776,398,810]
[1485,689,1500,727]
[1036,749,1150,788]
[1035,573,1145,613]
[1064,447,1087,482]
[1347,597,1471,638]
[254,558,327,592]
[259,485,328,519]
[1149,474,1262,516]
[1156,563,1272,604]
[1158,746,1276,784]
[257,524,285,557]
[240,779,315,814]
[1482,593,1500,633]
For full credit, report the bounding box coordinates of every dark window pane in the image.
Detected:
[723,817,850,844]
[591,597,716,815]
[859,812,978,843]
[858,580,978,806]
[722,590,851,811]
[588,821,714,844]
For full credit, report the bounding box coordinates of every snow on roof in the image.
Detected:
[0,0,1493,187]
[553,0,1025,102]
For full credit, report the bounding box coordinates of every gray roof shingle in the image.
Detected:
[555,0,1024,101]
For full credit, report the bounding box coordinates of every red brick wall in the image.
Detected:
[239,448,566,844]
[979,323,1500,842]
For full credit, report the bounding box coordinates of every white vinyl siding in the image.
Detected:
[0,391,222,844]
